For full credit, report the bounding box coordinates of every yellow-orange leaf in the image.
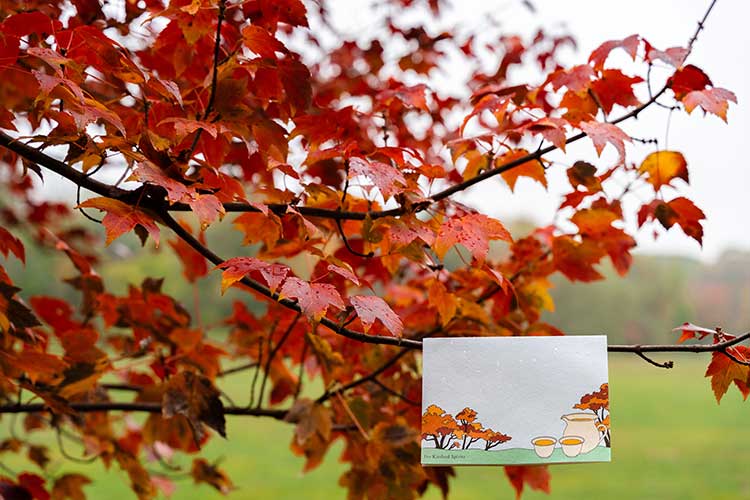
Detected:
[638,151,688,190]
[552,235,606,282]
[497,149,547,192]
[428,279,457,327]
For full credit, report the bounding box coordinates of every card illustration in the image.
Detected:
[421,336,610,465]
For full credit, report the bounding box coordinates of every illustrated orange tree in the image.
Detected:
[421,404,459,450]
[574,383,611,447]
[454,407,484,450]
[421,406,511,452]
[0,0,747,498]
[481,429,512,452]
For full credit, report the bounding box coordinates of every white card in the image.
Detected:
[421,336,610,465]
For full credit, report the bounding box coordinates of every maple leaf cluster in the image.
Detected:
[0,0,741,498]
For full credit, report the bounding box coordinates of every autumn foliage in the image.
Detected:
[0,0,742,498]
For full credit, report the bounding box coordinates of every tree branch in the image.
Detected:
[184,0,226,159]
[256,313,301,408]
[369,377,420,406]
[132,87,671,221]
[217,361,259,377]
[159,210,423,349]
[316,348,411,403]
[0,133,129,201]
[607,331,750,353]
[204,0,226,120]
[0,86,668,225]
[0,402,287,418]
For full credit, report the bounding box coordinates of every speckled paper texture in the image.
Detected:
[421,336,610,465]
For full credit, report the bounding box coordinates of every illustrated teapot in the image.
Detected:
[560,412,606,454]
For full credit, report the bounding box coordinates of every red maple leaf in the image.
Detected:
[279,277,345,320]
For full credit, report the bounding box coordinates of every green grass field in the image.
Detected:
[2,355,749,499]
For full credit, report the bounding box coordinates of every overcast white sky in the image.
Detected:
[329,0,749,261]
[490,0,750,262]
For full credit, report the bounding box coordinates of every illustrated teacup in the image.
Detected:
[560,435,584,457]
[531,436,556,458]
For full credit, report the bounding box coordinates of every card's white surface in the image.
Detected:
[421,336,610,466]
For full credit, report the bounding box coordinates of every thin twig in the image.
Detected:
[317,348,410,404]
[56,427,99,464]
[294,340,308,400]
[635,350,674,369]
[335,217,373,258]
[217,362,259,377]
[335,392,369,441]
[257,313,301,408]
[686,0,718,55]
[369,378,420,406]
[184,0,226,159]
[248,336,265,408]
[101,383,143,392]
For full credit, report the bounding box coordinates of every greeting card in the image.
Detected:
[421,336,610,465]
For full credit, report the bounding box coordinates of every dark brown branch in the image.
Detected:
[0,402,288,418]
[159,210,423,349]
[204,0,226,120]
[607,331,750,353]
[369,378,420,406]
[0,133,128,201]
[218,362,259,377]
[335,217,373,258]
[316,348,411,403]
[0,84,670,227]
[431,87,668,204]
[101,383,143,392]
[184,0,226,159]
[163,88,669,221]
[0,87,668,226]
[687,0,718,54]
